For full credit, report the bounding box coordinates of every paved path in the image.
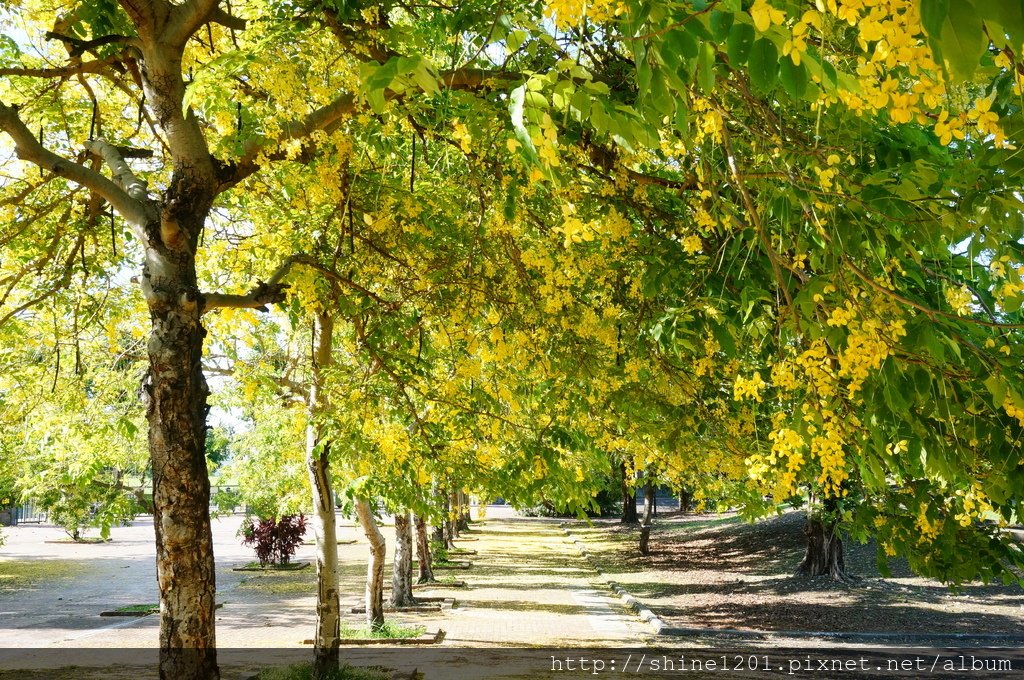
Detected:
[0,506,651,673]
[398,513,649,646]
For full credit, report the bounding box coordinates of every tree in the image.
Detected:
[5,5,1024,680]
[0,2,544,676]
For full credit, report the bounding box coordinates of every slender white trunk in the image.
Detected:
[390,510,415,607]
[354,498,386,629]
[306,314,340,677]
[415,513,435,584]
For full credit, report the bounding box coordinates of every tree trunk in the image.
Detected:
[146,244,219,680]
[455,491,470,532]
[415,513,435,584]
[443,492,456,547]
[390,510,416,607]
[355,498,386,630]
[678,487,693,512]
[795,513,848,580]
[449,492,461,537]
[306,314,339,679]
[639,480,656,555]
[620,463,638,524]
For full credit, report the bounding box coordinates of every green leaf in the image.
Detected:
[697,42,716,94]
[975,0,1024,50]
[748,38,779,92]
[509,84,540,164]
[411,62,440,94]
[569,88,592,120]
[727,22,756,65]
[779,58,808,99]
[367,88,386,113]
[919,0,950,37]
[506,29,528,52]
[710,11,734,41]
[938,1,987,80]
[984,374,1007,409]
[663,28,698,79]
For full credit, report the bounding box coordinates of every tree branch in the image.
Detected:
[84,138,151,203]
[201,255,297,313]
[44,32,139,58]
[0,52,131,78]
[224,67,522,189]
[117,0,170,40]
[720,125,799,319]
[210,7,247,31]
[164,0,222,47]
[203,281,290,313]
[291,254,393,306]
[0,102,155,232]
[845,258,1024,330]
[203,363,308,400]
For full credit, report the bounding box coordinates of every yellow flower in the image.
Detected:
[682,234,702,254]
[934,110,965,146]
[751,0,786,32]
[734,372,767,402]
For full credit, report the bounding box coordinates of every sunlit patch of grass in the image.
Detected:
[0,559,86,593]
[251,664,391,680]
[114,603,158,613]
[339,621,426,639]
[235,569,316,595]
[238,561,309,571]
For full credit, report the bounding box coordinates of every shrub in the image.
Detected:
[428,538,449,564]
[210,486,243,517]
[241,514,307,566]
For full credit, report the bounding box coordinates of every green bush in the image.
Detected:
[429,538,449,563]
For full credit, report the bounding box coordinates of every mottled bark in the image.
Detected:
[448,492,460,538]
[441,491,455,548]
[390,510,415,607]
[414,513,435,584]
[355,498,386,629]
[455,491,470,532]
[306,314,339,679]
[795,514,848,580]
[460,493,471,532]
[639,480,655,556]
[679,487,693,512]
[621,463,638,524]
[148,282,218,680]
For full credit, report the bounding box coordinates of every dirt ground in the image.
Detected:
[568,511,1024,639]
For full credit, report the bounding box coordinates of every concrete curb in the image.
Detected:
[560,522,669,635]
[559,522,1024,645]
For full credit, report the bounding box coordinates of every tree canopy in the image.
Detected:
[2,0,1024,677]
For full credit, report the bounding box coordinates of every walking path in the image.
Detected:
[0,507,652,675]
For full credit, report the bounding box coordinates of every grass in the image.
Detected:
[339,621,426,639]
[236,567,315,595]
[252,663,391,680]
[238,561,309,571]
[0,559,86,592]
[113,603,158,613]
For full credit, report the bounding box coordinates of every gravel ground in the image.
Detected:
[569,511,1024,638]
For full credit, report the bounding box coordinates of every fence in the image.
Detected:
[0,501,48,526]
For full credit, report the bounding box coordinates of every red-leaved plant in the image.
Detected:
[240,514,307,566]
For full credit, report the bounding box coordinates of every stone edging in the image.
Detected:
[559,522,668,634]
